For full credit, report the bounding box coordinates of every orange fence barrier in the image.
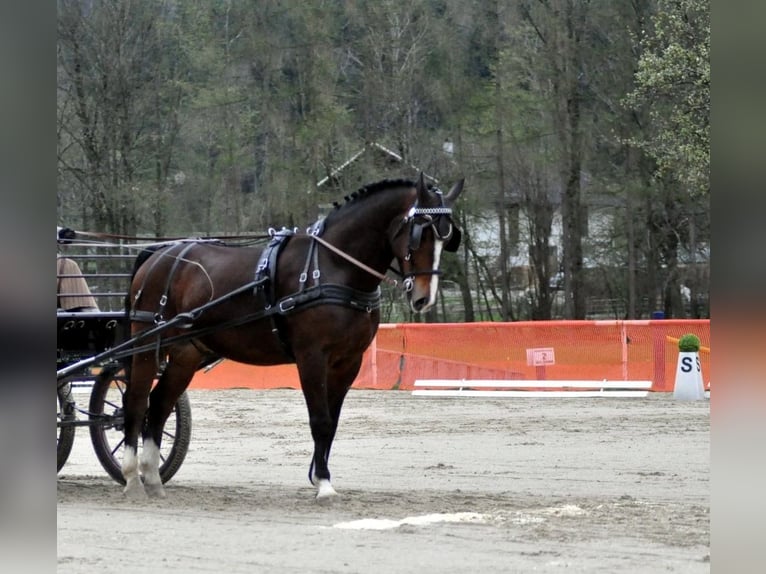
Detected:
[189,319,710,392]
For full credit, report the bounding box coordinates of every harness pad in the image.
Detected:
[254,230,293,301]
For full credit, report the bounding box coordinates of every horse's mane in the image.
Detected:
[329,178,416,211]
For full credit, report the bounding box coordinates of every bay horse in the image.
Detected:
[117,174,464,500]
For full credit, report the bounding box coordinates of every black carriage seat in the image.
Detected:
[57,311,128,369]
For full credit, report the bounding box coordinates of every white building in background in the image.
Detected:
[467,203,618,289]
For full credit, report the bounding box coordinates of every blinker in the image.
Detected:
[409,222,423,251]
[407,215,461,253]
[443,226,461,252]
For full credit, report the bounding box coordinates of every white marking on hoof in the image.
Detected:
[122,446,146,499]
[144,482,167,499]
[123,476,147,499]
[315,479,338,502]
[140,438,165,498]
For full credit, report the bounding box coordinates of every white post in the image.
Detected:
[673,351,705,400]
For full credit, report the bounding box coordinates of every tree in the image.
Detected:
[626,0,710,317]
[627,0,709,196]
[57,0,186,236]
[513,0,596,319]
[344,0,433,158]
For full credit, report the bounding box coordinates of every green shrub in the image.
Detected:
[678,333,701,352]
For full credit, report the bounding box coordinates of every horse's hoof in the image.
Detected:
[123,479,148,500]
[315,479,339,504]
[144,483,167,499]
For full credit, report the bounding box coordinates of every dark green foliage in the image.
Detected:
[678,334,701,352]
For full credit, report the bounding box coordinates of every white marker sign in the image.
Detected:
[526,347,555,366]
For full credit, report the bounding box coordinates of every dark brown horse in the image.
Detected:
[117,174,464,500]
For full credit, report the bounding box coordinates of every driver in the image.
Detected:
[57,227,99,312]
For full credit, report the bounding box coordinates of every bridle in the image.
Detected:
[390,190,459,293]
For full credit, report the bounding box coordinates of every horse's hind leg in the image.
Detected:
[122,352,155,499]
[140,344,200,498]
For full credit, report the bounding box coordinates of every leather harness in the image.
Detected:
[129,221,381,363]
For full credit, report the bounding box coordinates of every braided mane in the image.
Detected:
[330,178,415,210]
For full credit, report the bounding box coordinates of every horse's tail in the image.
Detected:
[132,245,161,276]
[125,245,158,312]
[125,244,168,313]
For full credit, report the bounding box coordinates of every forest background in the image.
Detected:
[56,0,709,322]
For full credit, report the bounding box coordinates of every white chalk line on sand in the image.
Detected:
[332,505,587,530]
[333,512,487,530]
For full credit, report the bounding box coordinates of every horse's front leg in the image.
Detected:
[298,353,364,501]
[323,358,363,466]
[309,407,338,501]
[296,354,338,501]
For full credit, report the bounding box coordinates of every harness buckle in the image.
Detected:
[279,298,296,313]
[159,294,167,306]
[299,272,308,284]
[312,269,321,280]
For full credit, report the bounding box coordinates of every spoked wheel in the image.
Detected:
[88,371,192,485]
[57,382,77,472]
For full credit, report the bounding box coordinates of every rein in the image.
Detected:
[74,230,271,243]
[310,234,399,288]
[62,191,453,308]
[63,202,451,293]
[306,200,454,291]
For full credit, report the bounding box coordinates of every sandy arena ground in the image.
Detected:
[57,388,709,573]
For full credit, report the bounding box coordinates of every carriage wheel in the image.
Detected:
[57,382,76,472]
[88,371,192,485]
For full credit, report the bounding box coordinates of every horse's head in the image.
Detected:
[391,173,465,313]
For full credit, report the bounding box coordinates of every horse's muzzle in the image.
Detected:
[411,296,431,313]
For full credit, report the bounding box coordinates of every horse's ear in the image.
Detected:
[444,178,465,207]
[416,172,429,203]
